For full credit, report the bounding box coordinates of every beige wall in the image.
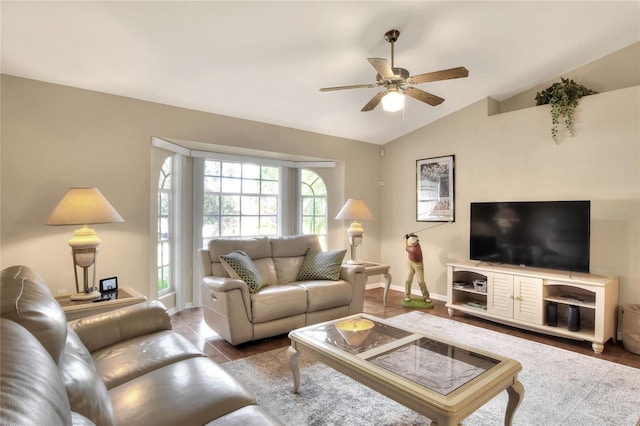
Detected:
[2,43,638,310]
[499,42,640,113]
[380,87,640,306]
[0,75,383,300]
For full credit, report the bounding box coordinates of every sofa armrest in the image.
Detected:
[199,248,213,277]
[202,276,252,322]
[202,276,249,292]
[339,264,366,314]
[70,300,171,353]
[339,263,365,283]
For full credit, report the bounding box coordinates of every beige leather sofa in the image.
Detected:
[0,265,281,426]
[199,235,366,345]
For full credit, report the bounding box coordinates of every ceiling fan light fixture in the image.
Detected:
[382,90,404,112]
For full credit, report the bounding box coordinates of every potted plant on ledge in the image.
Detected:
[535,78,597,144]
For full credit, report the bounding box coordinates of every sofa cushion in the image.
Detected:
[273,256,305,284]
[253,257,278,285]
[1,319,72,426]
[91,330,206,389]
[109,357,257,426]
[220,250,268,293]
[295,280,353,312]
[296,249,346,281]
[0,265,68,364]
[61,325,116,426]
[71,300,172,353]
[251,285,307,323]
[209,237,272,261]
[270,234,322,257]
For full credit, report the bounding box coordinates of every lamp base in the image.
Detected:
[70,289,101,301]
[346,259,363,265]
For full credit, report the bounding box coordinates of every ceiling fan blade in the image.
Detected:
[368,58,395,79]
[320,83,378,92]
[361,91,387,112]
[404,87,445,106]
[408,66,469,85]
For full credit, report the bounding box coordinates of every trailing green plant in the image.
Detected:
[535,78,597,143]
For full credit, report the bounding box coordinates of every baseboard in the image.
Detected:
[365,282,446,302]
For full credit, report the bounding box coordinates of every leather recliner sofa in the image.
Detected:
[199,234,367,345]
[0,265,281,426]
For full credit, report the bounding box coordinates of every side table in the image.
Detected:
[55,286,147,321]
[350,261,392,306]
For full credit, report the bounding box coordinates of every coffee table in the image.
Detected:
[287,313,524,426]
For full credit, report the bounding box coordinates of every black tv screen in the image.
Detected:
[470,201,590,273]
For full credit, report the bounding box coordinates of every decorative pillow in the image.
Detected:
[219,257,240,279]
[296,248,347,281]
[219,250,267,293]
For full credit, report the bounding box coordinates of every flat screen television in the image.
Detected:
[470,201,590,273]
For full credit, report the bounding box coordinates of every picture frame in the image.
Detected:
[416,155,455,222]
[99,276,118,293]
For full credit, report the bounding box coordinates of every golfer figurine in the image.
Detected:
[403,233,434,308]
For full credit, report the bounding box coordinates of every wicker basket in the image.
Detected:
[473,279,487,293]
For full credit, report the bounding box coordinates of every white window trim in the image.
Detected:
[192,159,204,307]
[152,137,336,168]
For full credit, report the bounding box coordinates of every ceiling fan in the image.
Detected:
[320,29,469,112]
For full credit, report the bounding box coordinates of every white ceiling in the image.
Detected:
[2,1,638,145]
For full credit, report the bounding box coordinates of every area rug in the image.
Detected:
[223,312,640,425]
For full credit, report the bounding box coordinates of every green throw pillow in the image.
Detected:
[296,248,347,281]
[219,250,267,293]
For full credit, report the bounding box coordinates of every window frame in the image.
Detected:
[157,156,174,297]
[152,137,336,310]
[298,168,328,249]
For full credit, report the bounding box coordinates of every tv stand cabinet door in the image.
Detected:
[513,276,544,324]
[487,273,514,318]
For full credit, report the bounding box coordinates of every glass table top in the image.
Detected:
[291,315,501,396]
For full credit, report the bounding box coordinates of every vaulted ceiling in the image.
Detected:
[2,1,638,144]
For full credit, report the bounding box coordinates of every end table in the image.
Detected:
[55,287,147,320]
[350,262,392,306]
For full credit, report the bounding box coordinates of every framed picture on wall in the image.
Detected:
[416,155,455,222]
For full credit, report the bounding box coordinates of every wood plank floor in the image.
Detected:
[170,287,640,369]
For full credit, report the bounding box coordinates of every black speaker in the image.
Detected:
[568,305,581,332]
[546,302,558,326]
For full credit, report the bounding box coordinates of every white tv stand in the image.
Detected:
[446,261,619,353]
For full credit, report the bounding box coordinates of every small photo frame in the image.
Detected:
[99,276,118,293]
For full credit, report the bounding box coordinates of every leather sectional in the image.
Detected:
[0,265,281,425]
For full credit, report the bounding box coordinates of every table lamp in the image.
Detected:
[335,199,373,264]
[46,188,124,300]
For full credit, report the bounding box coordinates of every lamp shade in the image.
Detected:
[46,188,124,226]
[335,199,373,221]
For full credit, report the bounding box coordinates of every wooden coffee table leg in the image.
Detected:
[286,346,301,393]
[504,379,524,425]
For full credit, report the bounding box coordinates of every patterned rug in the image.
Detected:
[223,311,640,425]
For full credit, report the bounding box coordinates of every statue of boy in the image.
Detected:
[404,233,432,303]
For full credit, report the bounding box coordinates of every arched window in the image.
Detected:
[158,156,173,295]
[300,169,328,249]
